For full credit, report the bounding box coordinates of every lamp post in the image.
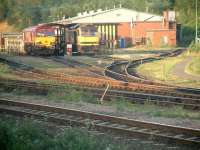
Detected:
[196,0,198,44]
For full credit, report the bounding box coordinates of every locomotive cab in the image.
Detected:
[23,23,65,56]
[65,24,99,55]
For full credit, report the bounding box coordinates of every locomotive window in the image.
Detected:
[80,26,97,36]
[36,31,55,37]
[36,28,55,37]
[66,31,75,44]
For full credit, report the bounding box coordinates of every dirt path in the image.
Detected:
[172,56,200,81]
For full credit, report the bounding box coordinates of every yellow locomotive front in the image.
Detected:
[35,33,56,49]
[66,24,99,55]
[77,25,99,54]
[23,23,65,56]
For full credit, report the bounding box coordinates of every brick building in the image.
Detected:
[57,7,177,48]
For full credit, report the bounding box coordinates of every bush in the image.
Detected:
[0,116,193,150]
[47,86,97,104]
[0,118,127,150]
[188,41,200,53]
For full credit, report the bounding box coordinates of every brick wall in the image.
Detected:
[115,11,177,47]
[117,22,132,47]
[146,30,176,47]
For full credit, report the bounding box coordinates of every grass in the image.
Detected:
[108,99,200,120]
[188,41,200,53]
[137,56,184,82]
[0,63,18,79]
[47,85,98,104]
[1,85,200,120]
[136,53,200,87]
[0,83,98,104]
[0,63,11,75]
[185,56,200,76]
[0,116,190,150]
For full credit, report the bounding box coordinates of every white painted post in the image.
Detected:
[100,84,110,104]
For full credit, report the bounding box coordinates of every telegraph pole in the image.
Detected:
[196,0,198,44]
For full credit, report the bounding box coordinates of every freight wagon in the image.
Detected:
[0,33,24,54]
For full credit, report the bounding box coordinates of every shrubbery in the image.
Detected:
[0,117,192,150]
[188,41,200,53]
[0,117,125,150]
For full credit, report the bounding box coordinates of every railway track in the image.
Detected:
[105,48,200,96]
[0,54,200,110]
[0,98,199,148]
[105,60,200,96]
[2,55,200,101]
[126,49,200,94]
[44,56,106,78]
[1,78,200,110]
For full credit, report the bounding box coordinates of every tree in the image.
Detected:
[0,0,8,21]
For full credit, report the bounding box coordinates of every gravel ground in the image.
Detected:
[1,50,200,130]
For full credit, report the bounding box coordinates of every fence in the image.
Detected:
[0,33,25,55]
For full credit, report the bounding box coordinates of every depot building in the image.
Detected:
[57,7,180,48]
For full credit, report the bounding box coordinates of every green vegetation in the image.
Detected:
[186,56,200,76]
[1,116,189,150]
[47,86,98,104]
[0,63,10,75]
[137,56,184,81]
[0,0,171,29]
[188,41,200,53]
[1,84,200,120]
[0,117,125,150]
[0,0,199,44]
[109,99,200,120]
[0,63,18,79]
[136,54,200,87]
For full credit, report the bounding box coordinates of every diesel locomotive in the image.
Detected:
[65,24,99,55]
[0,23,99,56]
[23,23,65,56]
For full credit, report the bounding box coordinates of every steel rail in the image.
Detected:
[105,49,200,97]
[0,55,200,101]
[0,98,199,148]
[125,49,200,95]
[1,78,200,110]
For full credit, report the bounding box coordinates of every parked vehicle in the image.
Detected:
[23,23,65,56]
[0,23,99,56]
[66,24,99,55]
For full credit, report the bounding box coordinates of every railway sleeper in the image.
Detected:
[0,104,200,148]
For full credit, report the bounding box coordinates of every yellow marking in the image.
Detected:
[78,36,99,46]
[35,36,55,47]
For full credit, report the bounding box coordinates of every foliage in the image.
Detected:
[0,0,198,44]
[0,63,10,74]
[174,0,200,44]
[108,99,200,120]
[0,117,186,150]
[47,86,98,104]
[136,54,200,87]
[189,41,200,53]
[0,118,51,150]
[186,56,200,76]
[0,0,198,36]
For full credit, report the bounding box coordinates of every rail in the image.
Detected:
[0,98,199,148]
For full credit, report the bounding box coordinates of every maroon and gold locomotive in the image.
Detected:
[23,23,65,56]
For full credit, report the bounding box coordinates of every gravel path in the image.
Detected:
[172,56,200,81]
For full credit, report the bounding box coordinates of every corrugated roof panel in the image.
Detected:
[58,8,163,24]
